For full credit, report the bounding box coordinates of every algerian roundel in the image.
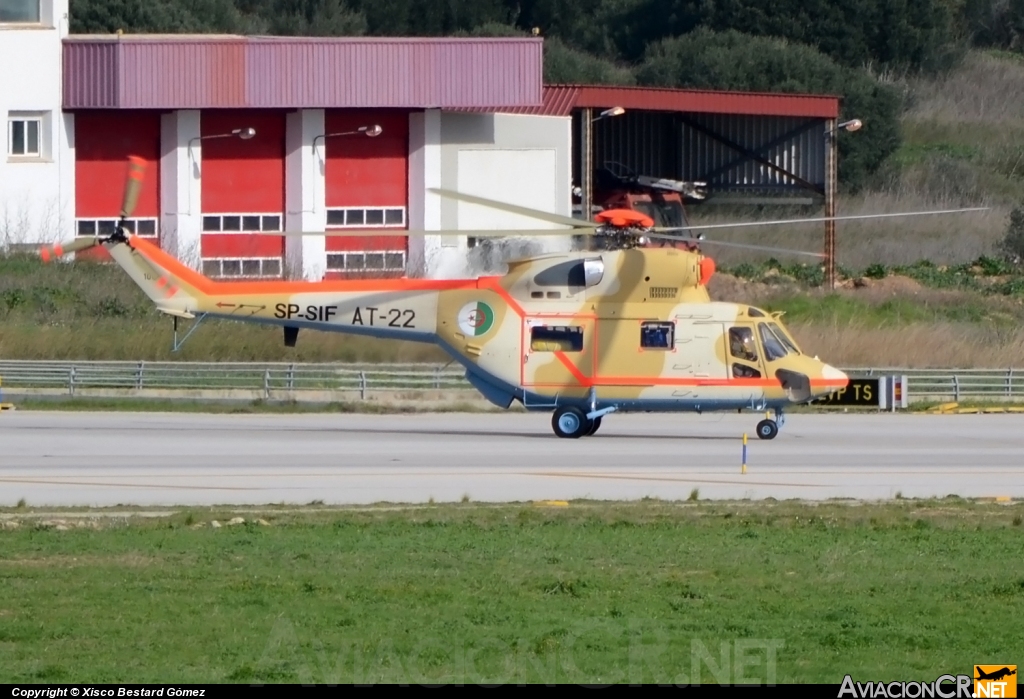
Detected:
[458,301,495,336]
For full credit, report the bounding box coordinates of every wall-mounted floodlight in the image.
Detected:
[593,106,625,122]
[826,119,862,136]
[312,124,383,155]
[186,127,258,208]
[311,125,385,210]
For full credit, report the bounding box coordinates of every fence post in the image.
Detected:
[136,361,144,390]
[69,365,76,396]
[953,374,960,402]
[359,371,366,400]
[434,367,441,390]
[1008,368,1013,398]
[263,370,271,400]
[288,363,295,391]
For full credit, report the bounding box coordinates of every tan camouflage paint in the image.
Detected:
[105,237,848,407]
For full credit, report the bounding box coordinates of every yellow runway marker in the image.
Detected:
[534,500,569,507]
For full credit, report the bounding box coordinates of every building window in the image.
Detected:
[202,257,282,279]
[8,117,41,157]
[76,218,158,238]
[202,214,282,232]
[326,251,406,273]
[325,207,406,228]
[0,0,40,23]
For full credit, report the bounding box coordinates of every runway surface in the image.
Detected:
[1,411,1022,506]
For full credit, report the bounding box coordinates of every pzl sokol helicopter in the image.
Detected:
[40,157,986,439]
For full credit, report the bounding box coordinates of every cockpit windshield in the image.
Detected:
[757,322,788,361]
[768,322,800,354]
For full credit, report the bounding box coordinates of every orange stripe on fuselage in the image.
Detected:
[129,236,484,295]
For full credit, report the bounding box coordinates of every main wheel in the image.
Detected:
[756,419,779,440]
[585,416,602,436]
[552,407,589,439]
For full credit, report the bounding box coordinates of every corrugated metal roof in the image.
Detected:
[502,84,838,119]
[63,36,543,110]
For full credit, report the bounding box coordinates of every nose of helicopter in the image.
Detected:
[816,363,849,396]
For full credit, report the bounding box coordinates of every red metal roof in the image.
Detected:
[498,84,839,118]
[63,35,543,110]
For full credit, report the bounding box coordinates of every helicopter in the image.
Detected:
[38,156,986,440]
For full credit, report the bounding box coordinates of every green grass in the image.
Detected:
[759,293,996,326]
[0,500,1021,683]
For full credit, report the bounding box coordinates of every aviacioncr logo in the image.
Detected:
[458,301,495,337]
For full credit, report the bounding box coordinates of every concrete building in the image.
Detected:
[1,2,569,279]
[2,1,841,281]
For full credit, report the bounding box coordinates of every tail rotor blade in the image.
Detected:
[39,236,102,262]
[120,155,147,219]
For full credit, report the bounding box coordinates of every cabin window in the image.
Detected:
[728,326,758,362]
[640,321,674,349]
[768,322,800,354]
[732,363,762,378]
[530,325,583,352]
[758,323,788,361]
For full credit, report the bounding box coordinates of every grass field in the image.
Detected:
[1,500,1021,684]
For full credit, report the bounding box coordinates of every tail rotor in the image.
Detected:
[39,155,147,262]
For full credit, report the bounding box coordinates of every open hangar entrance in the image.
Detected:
[515,85,843,286]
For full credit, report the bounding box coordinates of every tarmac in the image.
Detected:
[1,411,1022,506]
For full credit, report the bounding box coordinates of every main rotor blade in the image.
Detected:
[651,207,990,233]
[120,156,147,219]
[266,228,587,237]
[39,236,102,262]
[428,188,601,229]
[645,232,825,258]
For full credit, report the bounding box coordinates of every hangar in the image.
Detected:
[1,0,841,282]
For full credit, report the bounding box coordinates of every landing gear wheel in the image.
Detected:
[552,407,589,439]
[585,416,602,436]
[756,419,779,440]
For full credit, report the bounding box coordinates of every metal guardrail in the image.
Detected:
[842,368,1024,402]
[0,361,1022,403]
[0,361,469,400]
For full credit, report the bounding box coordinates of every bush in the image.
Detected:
[864,263,887,279]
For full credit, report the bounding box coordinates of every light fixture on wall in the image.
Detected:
[312,124,383,157]
[592,106,625,122]
[311,125,384,211]
[185,127,257,212]
[187,127,258,177]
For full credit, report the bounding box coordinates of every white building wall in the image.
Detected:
[0,0,73,250]
[284,108,327,280]
[429,112,573,278]
[406,109,442,278]
[159,110,202,269]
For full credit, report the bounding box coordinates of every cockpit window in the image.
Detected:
[758,323,788,361]
[728,327,758,362]
[768,322,800,354]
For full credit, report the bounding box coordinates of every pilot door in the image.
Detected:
[521,315,596,389]
[725,323,767,380]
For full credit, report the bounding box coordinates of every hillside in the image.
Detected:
[687,49,1024,270]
